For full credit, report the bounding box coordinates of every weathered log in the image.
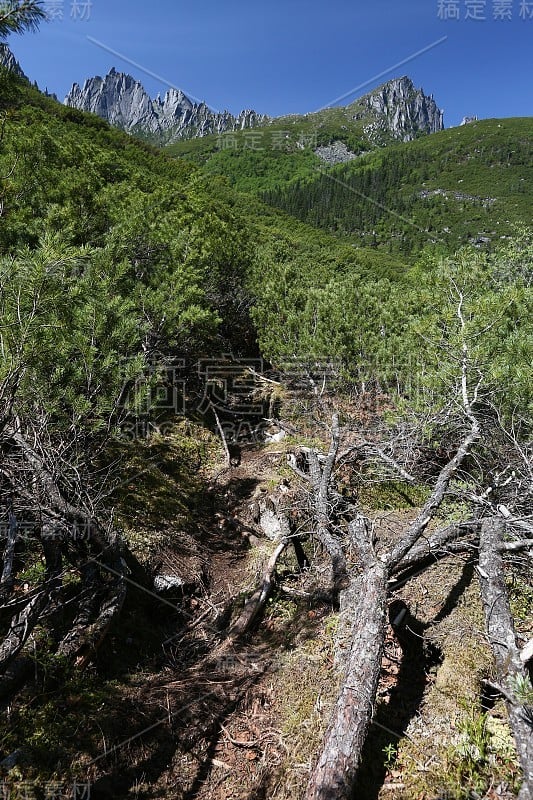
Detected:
[478,518,533,800]
[306,516,387,800]
[228,540,287,639]
[307,421,482,798]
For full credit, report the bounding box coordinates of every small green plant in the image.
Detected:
[265,595,297,624]
[438,708,490,798]
[509,673,533,705]
[456,707,488,767]
[18,558,46,584]
[323,614,339,640]
[437,704,520,799]
[382,742,397,770]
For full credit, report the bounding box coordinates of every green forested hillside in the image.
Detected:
[169,117,531,259]
[262,118,532,254]
[1,70,531,432]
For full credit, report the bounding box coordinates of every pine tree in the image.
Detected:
[0,1,45,38]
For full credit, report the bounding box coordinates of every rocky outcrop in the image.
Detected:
[315,141,360,165]
[0,44,26,79]
[65,68,270,144]
[357,76,444,142]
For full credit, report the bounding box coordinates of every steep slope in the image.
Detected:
[169,113,531,258]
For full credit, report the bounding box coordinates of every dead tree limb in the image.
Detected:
[306,414,347,589]
[387,418,480,571]
[0,591,49,672]
[0,507,18,598]
[339,441,416,484]
[307,414,482,800]
[71,578,127,670]
[499,538,533,552]
[389,521,480,577]
[212,404,232,469]
[478,518,533,800]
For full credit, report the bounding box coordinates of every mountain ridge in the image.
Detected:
[64,67,270,144]
[64,68,444,146]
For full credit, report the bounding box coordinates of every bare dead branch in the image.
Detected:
[499,539,533,552]
[0,591,48,672]
[387,418,480,571]
[0,507,18,597]
[389,521,480,576]
[212,404,231,469]
[305,414,347,588]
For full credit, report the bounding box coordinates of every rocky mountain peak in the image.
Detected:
[357,76,444,141]
[0,44,26,79]
[64,68,270,144]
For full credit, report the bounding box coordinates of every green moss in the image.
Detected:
[358,481,430,510]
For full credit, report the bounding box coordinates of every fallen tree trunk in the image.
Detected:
[305,415,347,590]
[306,517,387,800]
[307,421,482,799]
[478,518,533,800]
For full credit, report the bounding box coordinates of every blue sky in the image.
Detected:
[7,0,533,127]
